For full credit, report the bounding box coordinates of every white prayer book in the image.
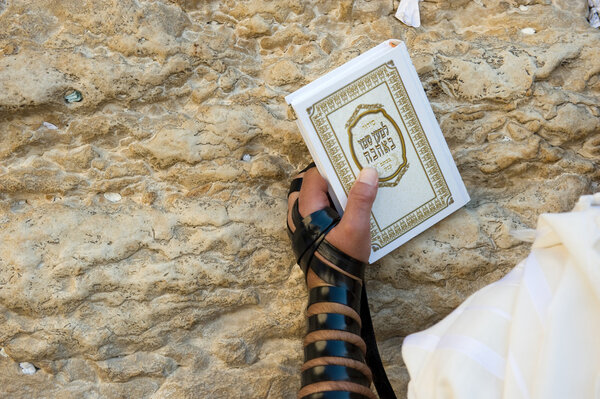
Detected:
[286,39,470,263]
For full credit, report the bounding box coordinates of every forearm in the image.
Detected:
[299,268,376,399]
[287,166,380,399]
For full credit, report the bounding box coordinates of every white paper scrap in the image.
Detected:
[521,27,536,35]
[19,362,36,375]
[42,122,58,130]
[590,0,600,28]
[103,192,122,202]
[395,0,421,28]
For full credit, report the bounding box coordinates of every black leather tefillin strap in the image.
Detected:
[288,164,397,399]
[360,284,396,399]
[317,240,366,281]
[304,340,365,363]
[301,365,370,387]
[301,392,371,399]
[287,162,316,199]
[307,313,361,336]
[302,391,372,399]
[308,286,360,312]
[289,200,341,277]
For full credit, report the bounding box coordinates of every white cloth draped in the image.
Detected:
[402,194,600,399]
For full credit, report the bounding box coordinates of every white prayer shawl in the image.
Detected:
[396,0,600,29]
[402,194,600,399]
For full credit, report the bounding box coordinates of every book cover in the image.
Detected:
[286,39,470,263]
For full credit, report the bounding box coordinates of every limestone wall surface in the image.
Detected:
[0,0,598,398]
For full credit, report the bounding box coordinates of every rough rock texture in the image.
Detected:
[0,0,598,397]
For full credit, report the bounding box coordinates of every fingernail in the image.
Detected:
[358,167,379,187]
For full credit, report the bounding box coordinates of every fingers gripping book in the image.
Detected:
[286,40,470,263]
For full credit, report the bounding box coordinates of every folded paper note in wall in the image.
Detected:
[286,40,470,263]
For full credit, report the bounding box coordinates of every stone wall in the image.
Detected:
[0,0,598,397]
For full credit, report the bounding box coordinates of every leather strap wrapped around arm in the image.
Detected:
[308,286,360,313]
[304,340,365,363]
[300,391,371,399]
[307,313,361,336]
[301,365,370,388]
[289,200,341,276]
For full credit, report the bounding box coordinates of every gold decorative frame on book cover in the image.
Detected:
[307,60,454,252]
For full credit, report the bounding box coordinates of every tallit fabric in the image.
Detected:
[402,194,600,399]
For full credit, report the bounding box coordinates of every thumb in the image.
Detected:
[337,167,379,236]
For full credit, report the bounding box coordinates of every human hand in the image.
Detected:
[287,166,379,263]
